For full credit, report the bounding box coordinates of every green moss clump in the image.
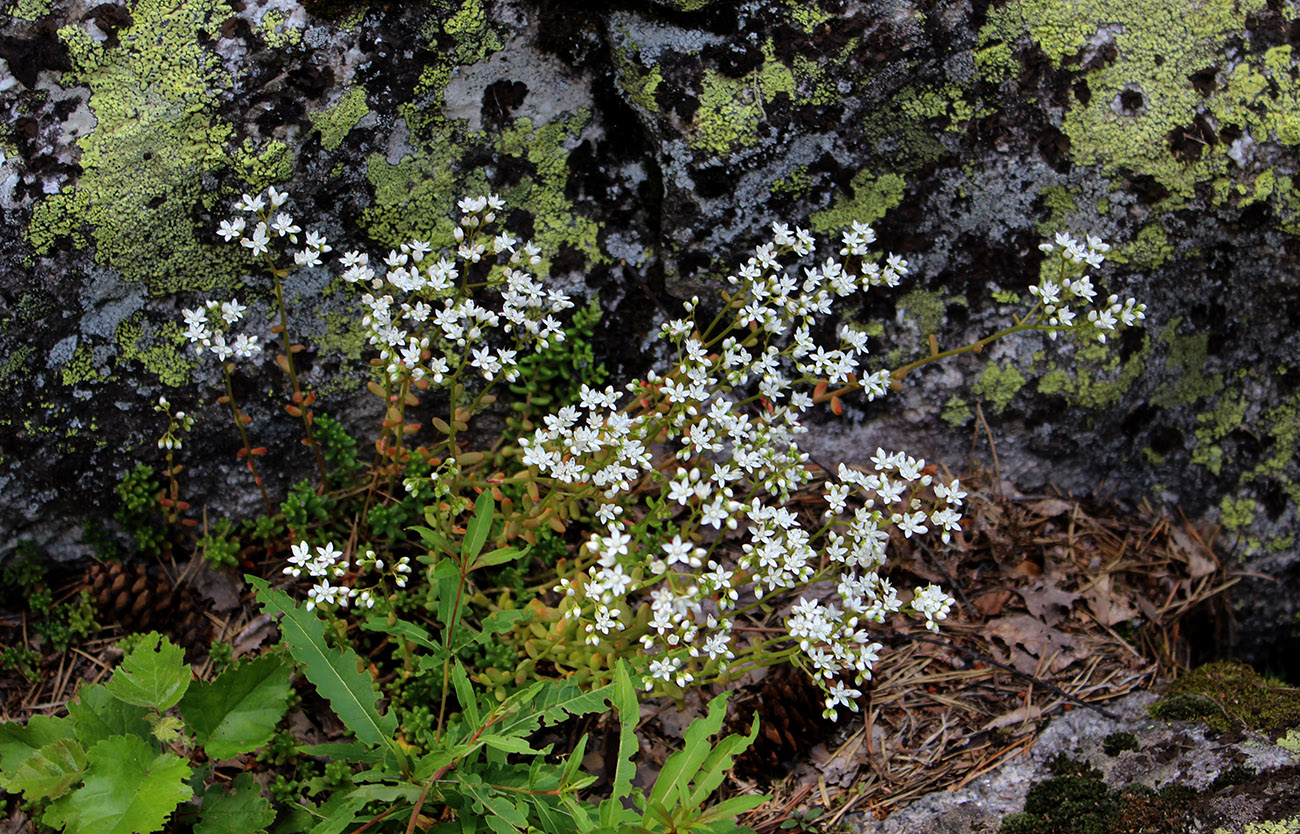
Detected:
[1150,660,1300,736]
[1000,757,1194,834]
[1102,731,1139,756]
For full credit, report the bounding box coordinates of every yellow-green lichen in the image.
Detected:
[786,0,832,34]
[494,115,605,271]
[1219,495,1256,531]
[0,345,35,385]
[310,86,369,151]
[114,312,193,388]
[973,363,1026,413]
[1112,223,1174,270]
[1037,368,1073,396]
[1036,186,1080,234]
[233,138,295,191]
[810,171,906,234]
[942,395,972,428]
[978,0,1300,229]
[28,0,245,296]
[1238,820,1300,834]
[60,343,107,387]
[896,84,976,133]
[898,289,963,338]
[690,44,795,156]
[1150,318,1223,409]
[258,7,302,48]
[443,0,503,66]
[1192,390,1248,476]
[771,165,813,198]
[11,0,53,21]
[1243,392,1300,508]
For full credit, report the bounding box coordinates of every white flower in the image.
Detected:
[217,217,246,241]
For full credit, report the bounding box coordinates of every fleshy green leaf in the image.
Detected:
[105,633,191,710]
[0,714,74,792]
[67,685,152,746]
[194,773,275,834]
[8,738,86,800]
[248,577,397,751]
[46,735,192,834]
[179,654,292,759]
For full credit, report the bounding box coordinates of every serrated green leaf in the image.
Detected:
[463,782,527,829]
[560,733,589,788]
[461,492,494,564]
[195,772,275,834]
[470,546,525,572]
[105,633,191,710]
[449,607,530,655]
[451,660,480,729]
[481,734,536,755]
[497,679,617,740]
[360,613,444,654]
[248,577,397,752]
[0,714,74,792]
[605,662,639,809]
[685,714,760,810]
[67,685,152,747]
[8,738,86,801]
[304,790,367,834]
[649,691,729,809]
[180,655,292,759]
[52,735,192,834]
[695,793,767,825]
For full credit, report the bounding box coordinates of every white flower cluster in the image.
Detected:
[1034,232,1145,343]
[181,299,262,362]
[284,540,411,612]
[220,186,333,268]
[338,195,574,386]
[530,220,959,715]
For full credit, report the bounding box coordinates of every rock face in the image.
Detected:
[847,690,1300,834]
[1,0,1298,668]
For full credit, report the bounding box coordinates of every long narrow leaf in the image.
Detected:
[461,491,494,564]
[248,578,396,751]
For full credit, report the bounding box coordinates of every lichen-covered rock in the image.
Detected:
[848,690,1300,834]
[1,0,1298,669]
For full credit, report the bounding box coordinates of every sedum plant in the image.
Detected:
[0,187,1145,834]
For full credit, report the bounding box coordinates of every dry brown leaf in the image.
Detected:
[985,615,1082,674]
[1024,498,1074,518]
[809,732,864,787]
[1081,574,1140,626]
[972,588,1014,617]
[1168,524,1218,579]
[980,705,1043,730]
[1018,580,1079,626]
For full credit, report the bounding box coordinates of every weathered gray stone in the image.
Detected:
[846,691,1300,834]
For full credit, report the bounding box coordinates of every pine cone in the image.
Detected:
[84,562,211,656]
[728,665,836,778]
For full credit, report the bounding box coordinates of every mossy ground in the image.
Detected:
[1150,660,1300,737]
